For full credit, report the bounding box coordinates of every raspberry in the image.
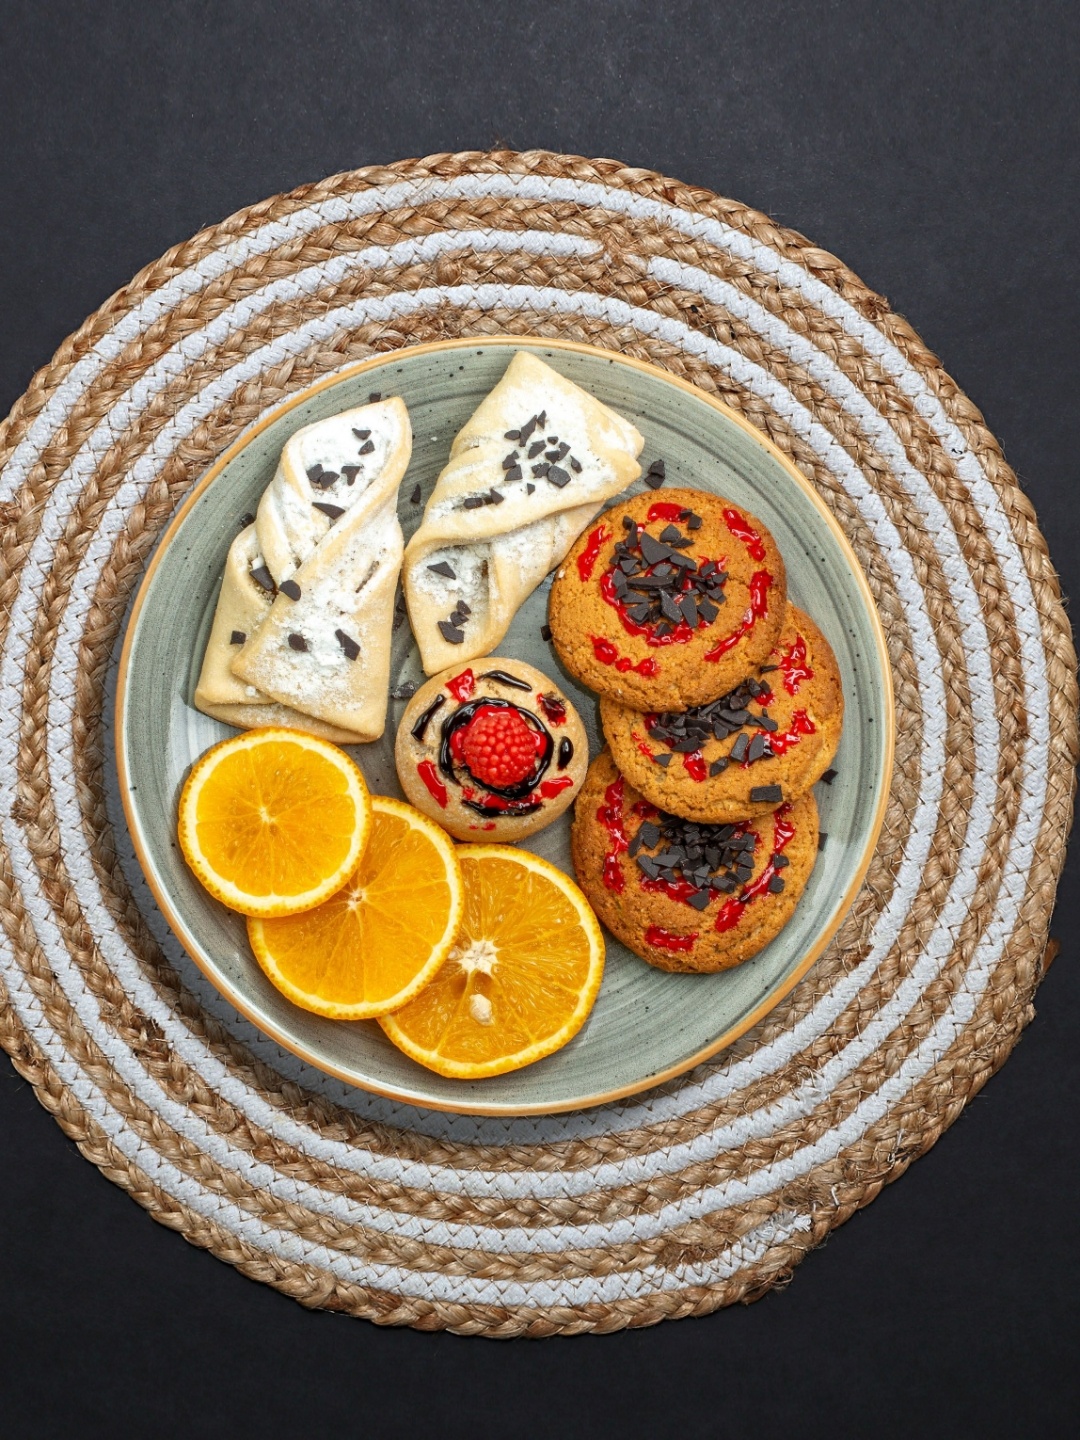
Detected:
[459,706,538,788]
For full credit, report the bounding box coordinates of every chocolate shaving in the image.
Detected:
[409,483,422,505]
[428,560,456,579]
[820,768,838,785]
[279,579,301,601]
[749,784,784,805]
[438,621,465,644]
[335,628,360,661]
[313,502,344,521]
[478,669,532,692]
[249,565,275,594]
[357,440,375,455]
[229,630,245,645]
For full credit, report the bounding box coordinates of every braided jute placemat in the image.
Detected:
[1,150,1076,1336]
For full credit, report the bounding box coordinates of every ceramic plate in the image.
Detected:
[116,338,893,1115]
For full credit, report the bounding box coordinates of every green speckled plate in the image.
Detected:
[116,338,893,1116]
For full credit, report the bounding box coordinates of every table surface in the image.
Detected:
[1,2,1077,1436]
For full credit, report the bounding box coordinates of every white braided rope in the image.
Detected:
[0,171,1050,1312]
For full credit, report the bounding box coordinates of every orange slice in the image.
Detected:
[178,728,371,917]
[379,847,605,1079]
[247,797,464,1019]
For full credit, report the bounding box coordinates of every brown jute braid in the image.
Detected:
[0,151,1075,1335]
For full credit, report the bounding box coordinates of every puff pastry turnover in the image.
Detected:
[403,352,644,673]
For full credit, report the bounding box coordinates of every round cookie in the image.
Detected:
[571,751,818,973]
[600,605,843,823]
[396,657,589,842]
[548,488,787,711]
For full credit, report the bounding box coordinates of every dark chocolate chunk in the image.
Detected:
[659,524,682,544]
[817,832,828,851]
[287,633,308,652]
[341,465,360,483]
[351,428,371,440]
[532,461,550,478]
[541,624,552,641]
[357,440,375,455]
[504,465,522,483]
[528,441,545,458]
[820,768,838,785]
[279,578,302,600]
[502,453,520,470]
[229,630,245,645]
[768,875,786,894]
[456,601,472,616]
[487,488,505,504]
[504,430,520,441]
[335,628,360,661]
[306,465,324,483]
[311,469,339,489]
[237,512,255,528]
[749,784,784,805]
[537,410,547,427]
[249,565,275,593]
[569,456,582,473]
[638,821,660,850]
[463,496,487,509]
[747,733,768,764]
[688,889,713,911]
[654,753,672,767]
[390,680,419,700]
[428,560,456,578]
[547,465,571,487]
[438,621,465,644]
[313,502,345,521]
[367,393,381,403]
[409,483,422,505]
[526,483,536,494]
[708,758,729,777]
[730,734,750,764]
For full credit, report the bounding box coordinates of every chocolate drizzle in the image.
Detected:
[478,668,532,692]
[410,693,446,741]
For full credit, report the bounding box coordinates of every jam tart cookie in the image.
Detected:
[403,351,643,675]
[548,488,787,711]
[600,605,843,823]
[395,657,588,842]
[571,751,818,973]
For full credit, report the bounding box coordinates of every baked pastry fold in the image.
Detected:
[194,397,411,741]
[403,352,644,673]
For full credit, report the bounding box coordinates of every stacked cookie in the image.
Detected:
[549,488,843,973]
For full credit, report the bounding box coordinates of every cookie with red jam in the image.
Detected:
[571,751,818,973]
[548,488,786,711]
[600,605,843,823]
[395,657,588,842]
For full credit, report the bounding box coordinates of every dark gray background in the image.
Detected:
[1,2,1076,1436]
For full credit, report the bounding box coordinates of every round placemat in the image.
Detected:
[0,150,1075,1336]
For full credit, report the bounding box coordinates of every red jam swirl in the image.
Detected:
[646,502,687,523]
[644,925,698,953]
[539,776,574,799]
[723,508,767,562]
[682,751,708,782]
[777,633,814,696]
[755,709,815,758]
[704,570,772,661]
[577,524,610,582]
[597,778,630,892]
[590,636,660,676]
[632,730,656,761]
[416,760,448,808]
[445,668,476,702]
[714,807,796,932]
